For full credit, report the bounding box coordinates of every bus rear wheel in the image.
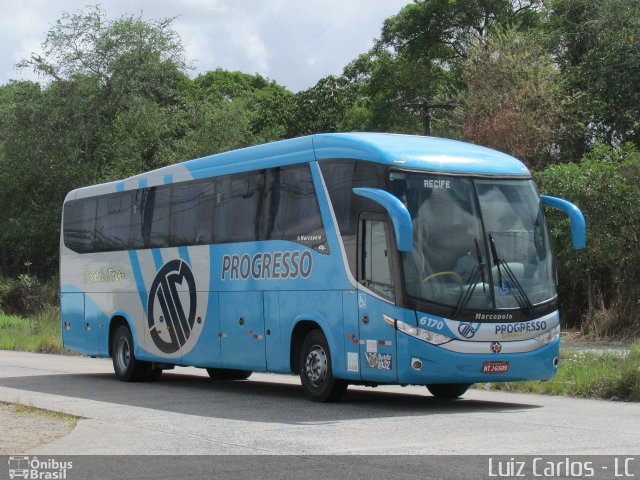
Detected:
[112,325,149,382]
[426,383,471,399]
[299,329,347,402]
[206,368,252,381]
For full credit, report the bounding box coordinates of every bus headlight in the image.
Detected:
[534,325,560,345]
[384,315,452,346]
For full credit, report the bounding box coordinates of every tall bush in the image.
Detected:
[536,143,640,336]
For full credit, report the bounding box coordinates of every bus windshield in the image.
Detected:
[389,171,556,314]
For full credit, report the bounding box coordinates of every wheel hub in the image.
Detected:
[116,337,130,372]
[305,345,327,386]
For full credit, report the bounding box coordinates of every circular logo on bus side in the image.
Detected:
[458,322,476,339]
[148,259,197,354]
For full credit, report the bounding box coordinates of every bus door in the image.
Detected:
[219,291,266,370]
[357,214,398,382]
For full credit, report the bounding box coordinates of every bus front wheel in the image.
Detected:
[299,329,347,402]
[426,383,471,399]
[112,325,150,382]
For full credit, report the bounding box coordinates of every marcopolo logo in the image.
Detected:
[148,259,197,354]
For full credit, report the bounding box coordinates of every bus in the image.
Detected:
[60,133,585,402]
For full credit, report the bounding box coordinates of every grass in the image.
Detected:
[1,400,83,426]
[0,305,68,354]
[483,343,640,401]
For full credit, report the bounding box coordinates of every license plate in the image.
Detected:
[482,361,509,373]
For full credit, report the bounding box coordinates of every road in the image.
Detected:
[0,350,638,457]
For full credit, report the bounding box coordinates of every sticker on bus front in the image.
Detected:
[482,361,509,373]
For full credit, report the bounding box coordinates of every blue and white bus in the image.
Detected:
[60,133,585,402]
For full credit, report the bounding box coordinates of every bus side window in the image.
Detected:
[263,164,325,244]
[194,180,215,245]
[360,217,394,300]
[129,188,148,249]
[213,171,265,244]
[94,193,132,251]
[148,185,171,248]
[167,179,216,246]
[63,198,97,253]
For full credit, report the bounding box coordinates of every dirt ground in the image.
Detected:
[0,404,75,454]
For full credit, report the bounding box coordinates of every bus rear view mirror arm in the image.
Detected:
[353,187,413,252]
[541,195,586,250]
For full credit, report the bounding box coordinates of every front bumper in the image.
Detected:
[397,334,560,385]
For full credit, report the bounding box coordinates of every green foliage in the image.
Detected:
[18,5,187,89]
[547,0,640,154]
[332,0,545,136]
[379,0,543,65]
[159,98,256,164]
[487,344,640,401]
[0,80,86,266]
[0,7,191,267]
[537,143,640,335]
[0,306,66,354]
[289,75,362,136]
[191,69,294,142]
[342,51,438,134]
[0,275,58,316]
[0,7,292,268]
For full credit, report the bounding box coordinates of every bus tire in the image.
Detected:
[111,325,148,382]
[299,329,347,403]
[426,383,471,399]
[206,368,252,381]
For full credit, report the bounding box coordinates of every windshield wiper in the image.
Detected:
[488,234,534,315]
[474,238,486,294]
[453,238,486,318]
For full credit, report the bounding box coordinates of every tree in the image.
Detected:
[17,5,189,176]
[288,75,362,136]
[452,28,570,168]
[19,5,186,90]
[0,6,191,269]
[341,0,544,136]
[191,69,294,142]
[547,0,640,153]
[0,80,87,269]
[158,97,256,165]
[379,0,543,62]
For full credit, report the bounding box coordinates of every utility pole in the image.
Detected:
[395,99,457,136]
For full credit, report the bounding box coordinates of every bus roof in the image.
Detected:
[181,132,530,179]
[313,133,529,175]
[68,133,530,200]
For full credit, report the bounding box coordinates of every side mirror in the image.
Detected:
[541,195,586,250]
[353,187,413,251]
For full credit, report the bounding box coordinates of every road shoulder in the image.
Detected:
[0,402,77,454]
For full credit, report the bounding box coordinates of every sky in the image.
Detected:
[0,0,413,92]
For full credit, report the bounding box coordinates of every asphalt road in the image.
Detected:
[0,350,638,459]
[0,350,640,480]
